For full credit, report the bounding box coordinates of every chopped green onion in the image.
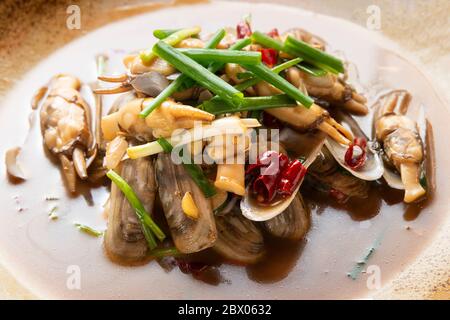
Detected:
[251,31,285,51]
[235,58,301,91]
[207,37,252,73]
[178,48,261,65]
[48,206,58,220]
[74,223,104,237]
[182,162,216,198]
[140,26,201,65]
[153,29,181,40]
[237,71,253,80]
[252,31,330,76]
[149,247,181,258]
[156,138,216,198]
[156,137,173,153]
[284,35,344,74]
[242,62,313,108]
[127,141,163,158]
[139,29,226,118]
[297,62,328,77]
[272,58,303,73]
[201,94,296,115]
[153,41,244,107]
[106,170,166,243]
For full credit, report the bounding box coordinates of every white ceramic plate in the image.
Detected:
[0,1,449,299]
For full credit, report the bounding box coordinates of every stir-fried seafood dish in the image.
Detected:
[6,19,434,280]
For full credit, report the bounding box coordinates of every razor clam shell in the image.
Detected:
[373,91,428,191]
[104,157,156,264]
[264,193,310,241]
[155,152,217,254]
[213,210,265,264]
[325,110,384,181]
[240,131,325,222]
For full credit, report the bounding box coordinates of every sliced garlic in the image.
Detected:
[181,192,199,219]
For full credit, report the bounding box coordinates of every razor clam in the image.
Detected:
[307,146,369,201]
[373,90,428,203]
[263,193,310,241]
[213,209,265,264]
[240,129,326,222]
[155,152,217,253]
[104,157,156,264]
[324,110,384,181]
[39,74,97,192]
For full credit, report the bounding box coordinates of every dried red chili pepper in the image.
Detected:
[246,150,288,177]
[259,48,278,68]
[277,159,307,197]
[236,20,252,39]
[253,174,280,203]
[246,151,289,203]
[344,137,367,170]
[266,28,279,38]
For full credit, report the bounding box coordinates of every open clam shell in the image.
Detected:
[373,90,429,192]
[240,130,325,222]
[325,110,384,181]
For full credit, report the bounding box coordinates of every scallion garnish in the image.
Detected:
[234,57,302,91]
[153,41,244,107]
[139,29,226,118]
[207,37,252,73]
[242,62,313,108]
[251,31,285,51]
[284,35,344,74]
[148,247,181,258]
[156,137,173,153]
[178,48,261,65]
[153,28,181,40]
[74,223,104,237]
[200,94,296,115]
[106,170,166,249]
[140,26,201,64]
[297,62,328,77]
[157,138,216,198]
[252,31,333,76]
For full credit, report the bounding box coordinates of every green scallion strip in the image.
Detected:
[242,62,313,108]
[153,28,181,40]
[157,138,216,198]
[106,170,166,242]
[74,223,104,237]
[201,94,296,115]
[178,48,261,65]
[251,31,285,51]
[182,162,217,198]
[149,247,181,258]
[180,37,252,91]
[156,137,174,153]
[252,31,330,76]
[297,62,328,77]
[235,58,302,91]
[139,29,226,118]
[140,26,201,64]
[207,37,252,73]
[153,41,244,107]
[284,35,344,74]
[237,71,253,80]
